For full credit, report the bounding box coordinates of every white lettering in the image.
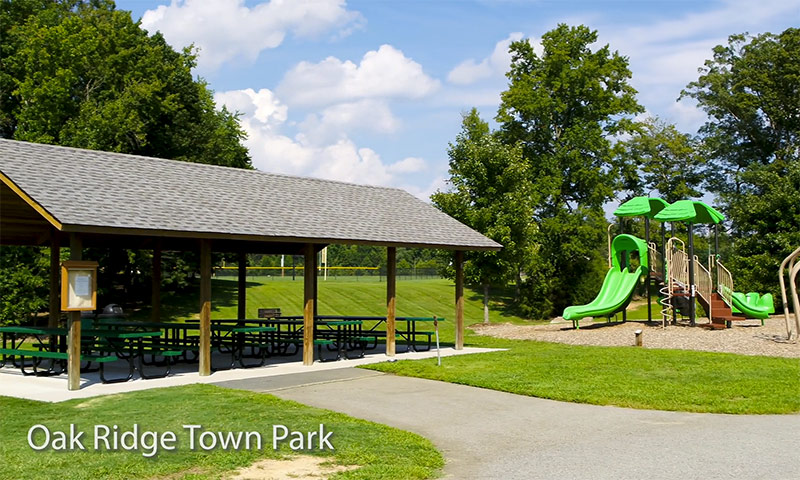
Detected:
[94,425,110,450]
[272,425,288,450]
[318,424,334,450]
[184,425,201,450]
[27,425,50,451]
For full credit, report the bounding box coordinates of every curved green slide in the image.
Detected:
[730,292,774,320]
[563,234,648,328]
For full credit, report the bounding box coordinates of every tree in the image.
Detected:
[495,24,643,317]
[620,116,704,203]
[0,0,252,324]
[432,109,536,322]
[681,28,800,300]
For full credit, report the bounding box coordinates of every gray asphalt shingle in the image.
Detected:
[0,139,500,250]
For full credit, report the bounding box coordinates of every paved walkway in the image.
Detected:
[214,369,800,480]
[0,347,497,402]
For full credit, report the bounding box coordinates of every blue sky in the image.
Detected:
[116,0,800,200]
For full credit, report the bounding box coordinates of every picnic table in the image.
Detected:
[0,326,155,382]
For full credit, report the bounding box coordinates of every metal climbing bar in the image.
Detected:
[778,246,800,342]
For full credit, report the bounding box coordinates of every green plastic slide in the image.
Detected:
[562,234,648,328]
[730,292,774,320]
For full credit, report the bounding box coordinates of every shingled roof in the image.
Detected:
[0,139,500,251]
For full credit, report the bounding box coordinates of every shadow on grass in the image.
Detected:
[464,283,533,321]
[129,279,260,321]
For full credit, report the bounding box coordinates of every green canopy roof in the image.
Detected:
[653,200,725,224]
[613,196,669,218]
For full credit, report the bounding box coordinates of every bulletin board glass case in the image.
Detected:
[60,260,98,311]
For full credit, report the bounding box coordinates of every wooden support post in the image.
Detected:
[237,251,247,320]
[48,233,60,328]
[151,241,161,322]
[455,250,464,350]
[386,247,396,356]
[303,244,315,365]
[199,240,212,376]
[67,234,82,391]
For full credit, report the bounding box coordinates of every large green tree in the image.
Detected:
[0,0,252,324]
[432,109,537,322]
[496,24,643,317]
[620,116,704,204]
[681,28,800,300]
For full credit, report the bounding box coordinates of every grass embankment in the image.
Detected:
[0,384,443,480]
[364,337,800,414]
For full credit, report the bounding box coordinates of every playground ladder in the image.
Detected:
[778,247,800,343]
[660,237,688,328]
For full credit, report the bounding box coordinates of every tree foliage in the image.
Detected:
[495,24,643,317]
[2,0,250,167]
[432,109,536,292]
[682,28,800,299]
[620,116,704,203]
[0,0,252,324]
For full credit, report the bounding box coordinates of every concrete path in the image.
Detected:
[214,369,800,480]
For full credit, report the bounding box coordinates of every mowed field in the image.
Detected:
[140,277,531,343]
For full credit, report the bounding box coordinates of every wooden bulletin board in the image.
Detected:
[60,260,99,311]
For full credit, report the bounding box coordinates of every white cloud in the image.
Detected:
[597,0,800,133]
[447,32,526,85]
[141,0,362,71]
[277,44,440,107]
[297,100,399,145]
[387,157,426,174]
[214,88,287,128]
[215,88,427,187]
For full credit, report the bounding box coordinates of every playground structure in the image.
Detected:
[564,196,795,338]
[779,247,800,342]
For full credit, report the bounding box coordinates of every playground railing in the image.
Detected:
[694,255,713,319]
[648,242,663,278]
[716,259,734,308]
[670,245,689,287]
[661,237,687,327]
[778,246,800,342]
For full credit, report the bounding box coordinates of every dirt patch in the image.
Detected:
[227,456,358,480]
[470,316,800,358]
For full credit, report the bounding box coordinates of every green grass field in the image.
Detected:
[0,385,443,480]
[133,277,540,343]
[131,277,800,414]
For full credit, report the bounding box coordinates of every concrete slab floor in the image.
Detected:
[0,346,499,402]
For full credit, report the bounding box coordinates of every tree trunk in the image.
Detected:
[483,283,490,324]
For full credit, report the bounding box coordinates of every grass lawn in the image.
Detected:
[129,277,799,415]
[0,384,443,480]
[134,278,544,343]
[364,336,800,414]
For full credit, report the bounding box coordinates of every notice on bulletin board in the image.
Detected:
[75,274,91,297]
[66,270,94,310]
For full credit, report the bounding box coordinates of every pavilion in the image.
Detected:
[0,139,501,390]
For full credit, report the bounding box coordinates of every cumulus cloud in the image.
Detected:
[215,88,427,188]
[447,32,526,85]
[277,44,440,107]
[297,100,400,145]
[387,157,426,174]
[597,0,800,133]
[141,0,363,71]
